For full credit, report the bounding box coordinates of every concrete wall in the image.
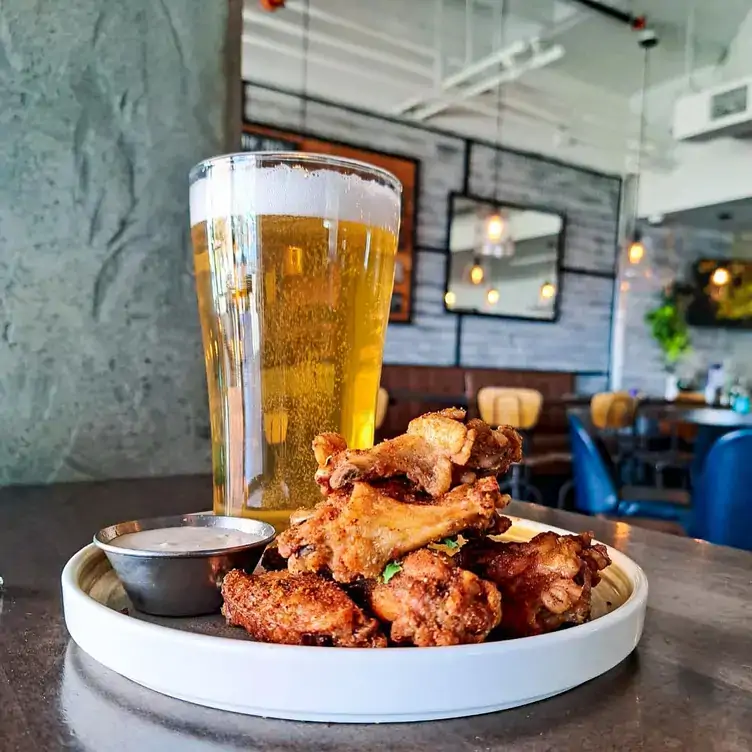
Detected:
[0,0,239,485]
[245,83,621,385]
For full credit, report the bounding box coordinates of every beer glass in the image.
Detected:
[189,153,401,529]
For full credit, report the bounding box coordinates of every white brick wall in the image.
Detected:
[245,84,621,384]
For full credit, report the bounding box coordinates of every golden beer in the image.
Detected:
[189,155,400,530]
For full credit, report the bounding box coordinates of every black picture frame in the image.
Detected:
[443,191,566,324]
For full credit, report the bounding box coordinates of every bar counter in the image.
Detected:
[0,475,750,751]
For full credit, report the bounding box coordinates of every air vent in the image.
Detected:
[673,78,752,142]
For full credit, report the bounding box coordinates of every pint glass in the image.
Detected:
[189,153,401,529]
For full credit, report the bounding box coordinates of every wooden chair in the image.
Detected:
[590,391,637,430]
[477,387,543,429]
[477,387,544,502]
[588,391,641,484]
[375,387,389,431]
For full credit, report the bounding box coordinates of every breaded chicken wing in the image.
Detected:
[314,409,522,497]
[277,476,510,583]
[459,531,611,638]
[368,549,502,646]
[221,569,386,647]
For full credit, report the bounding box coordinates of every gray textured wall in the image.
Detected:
[0,1,234,485]
[618,225,752,395]
[245,83,621,376]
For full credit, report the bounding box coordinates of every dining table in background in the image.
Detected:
[635,402,752,478]
[0,475,751,751]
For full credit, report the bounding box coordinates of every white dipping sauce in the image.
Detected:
[110,526,263,553]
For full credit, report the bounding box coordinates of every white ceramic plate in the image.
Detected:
[61,517,648,723]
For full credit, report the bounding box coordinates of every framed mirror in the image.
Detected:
[445,193,565,321]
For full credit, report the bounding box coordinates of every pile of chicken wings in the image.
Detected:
[221,408,611,647]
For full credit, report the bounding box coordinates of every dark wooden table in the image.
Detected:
[1,475,751,751]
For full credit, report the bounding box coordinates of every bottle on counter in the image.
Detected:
[732,382,750,415]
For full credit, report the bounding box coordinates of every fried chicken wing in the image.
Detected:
[314,410,523,497]
[277,476,509,583]
[459,531,611,638]
[221,569,386,647]
[321,433,455,497]
[406,408,476,464]
[368,549,502,646]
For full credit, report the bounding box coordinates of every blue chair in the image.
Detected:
[690,429,752,551]
[568,413,692,526]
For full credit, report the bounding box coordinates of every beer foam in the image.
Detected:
[190,162,400,232]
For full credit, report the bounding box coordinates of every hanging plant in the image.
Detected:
[644,282,692,371]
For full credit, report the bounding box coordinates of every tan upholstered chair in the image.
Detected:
[375,387,389,431]
[590,391,637,430]
[477,387,544,502]
[477,387,543,430]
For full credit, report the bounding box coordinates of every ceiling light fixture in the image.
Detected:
[627,234,645,265]
[478,1,514,261]
[711,267,730,286]
[626,26,658,266]
[486,287,500,305]
[444,290,457,307]
[486,213,505,243]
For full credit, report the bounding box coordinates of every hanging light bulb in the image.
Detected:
[469,262,485,285]
[486,287,500,305]
[479,211,506,258]
[486,214,504,242]
[444,290,456,307]
[627,234,645,264]
[711,267,730,286]
[540,281,556,300]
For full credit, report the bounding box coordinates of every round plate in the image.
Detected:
[61,517,648,723]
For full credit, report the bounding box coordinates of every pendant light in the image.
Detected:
[486,287,500,305]
[627,33,657,265]
[480,2,513,260]
[284,0,311,278]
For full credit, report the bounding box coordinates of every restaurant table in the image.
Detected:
[1,476,751,752]
[674,407,752,428]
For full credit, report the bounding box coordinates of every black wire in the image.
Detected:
[633,44,650,233]
[300,0,311,127]
[492,0,508,201]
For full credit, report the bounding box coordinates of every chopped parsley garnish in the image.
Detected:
[441,537,460,550]
[381,561,403,583]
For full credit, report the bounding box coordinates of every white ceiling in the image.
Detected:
[665,198,752,233]
[242,0,752,175]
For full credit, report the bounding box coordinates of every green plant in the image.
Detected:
[645,284,692,370]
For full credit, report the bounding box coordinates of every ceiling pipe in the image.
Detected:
[283,1,439,59]
[243,9,433,77]
[393,39,526,114]
[566,0,643,27]
[242,34,419,90]
[409,45,565,121]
